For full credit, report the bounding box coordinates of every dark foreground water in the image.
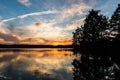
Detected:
[0,48,74,80]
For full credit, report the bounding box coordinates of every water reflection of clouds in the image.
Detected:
[0,48,74,80]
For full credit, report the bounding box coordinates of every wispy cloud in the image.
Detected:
[0,16,2,20]
[64,18,85,31]
[57,2,91,22]
[97,0,120,16]
[1,18,16,23]
[18,0,31,7]
[0,10,58,27]
[18,10,59,19]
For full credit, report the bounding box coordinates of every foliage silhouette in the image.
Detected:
[72,9,109,53]
[72,4,120,80]
[72,27,84,46]
[110,4,120,35]
[72,4,120,53]
[83,9,108,42]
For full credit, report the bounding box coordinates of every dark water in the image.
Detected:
[72,52,120,80]
[0,48,74,80]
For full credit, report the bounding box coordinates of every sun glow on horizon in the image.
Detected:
[53,42,60,46]
[52,41,72,46]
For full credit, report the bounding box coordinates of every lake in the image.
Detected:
[1,48,120,80]
[0,48,74,80]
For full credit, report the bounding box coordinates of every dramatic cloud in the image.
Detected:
[20,38,48,44]
[18,0,31,7]
[0,0,119,45]
[0,32,20,44]
[0,19,72,45]
[17,21,71,40]
[0,3,87,45]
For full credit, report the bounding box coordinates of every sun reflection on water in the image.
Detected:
[0,48,74,80]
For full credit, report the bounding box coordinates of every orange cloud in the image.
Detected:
[20,37,72,45]
[0,32,20,44]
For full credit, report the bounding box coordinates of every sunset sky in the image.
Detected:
[0,0,120,45]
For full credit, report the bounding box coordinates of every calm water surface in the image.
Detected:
[0,48,74,80]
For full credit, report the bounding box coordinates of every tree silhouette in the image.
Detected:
[72,9,109,54]
[83,9,108,42]
[110,4,120,35]
[110,4,120,54]
[72,26,84,47]
[72,3,120,80]
[72,9,108,48]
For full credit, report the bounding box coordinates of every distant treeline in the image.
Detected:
[0,44,73,48]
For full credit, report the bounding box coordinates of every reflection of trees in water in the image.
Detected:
[72,53,120,80]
